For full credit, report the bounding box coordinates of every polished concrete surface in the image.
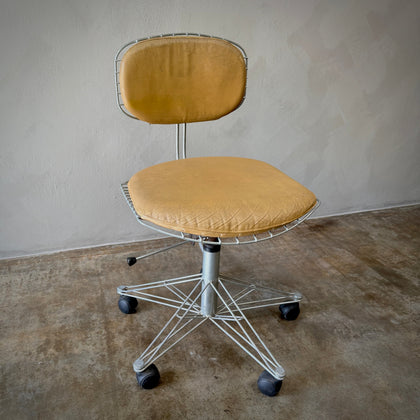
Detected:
[1,205,419,419]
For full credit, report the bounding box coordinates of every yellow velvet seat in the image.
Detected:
[128,156,317,238]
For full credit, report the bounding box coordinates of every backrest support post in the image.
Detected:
[175,123,187,160]
[182,123,187,159]
[176,124,180,160]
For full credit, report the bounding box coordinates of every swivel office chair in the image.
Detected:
[114,33,319,396]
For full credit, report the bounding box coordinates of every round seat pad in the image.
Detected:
[127,157,317,238]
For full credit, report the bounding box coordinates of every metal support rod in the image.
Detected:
[134,241,188,262]
[175,123,187,160]
[210,279,284,379]
[200,244,220,316]
[134,279,206,370]
[176,124,180,160]
[182,123,187,159]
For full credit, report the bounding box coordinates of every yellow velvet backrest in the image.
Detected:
[119,36,247,124]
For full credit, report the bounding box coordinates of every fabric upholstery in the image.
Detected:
[119,36,246,124]
[127,157,317,238]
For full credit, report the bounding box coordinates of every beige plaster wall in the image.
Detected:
[1,0,419,258]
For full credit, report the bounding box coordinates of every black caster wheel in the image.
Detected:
[257,370,282,396]
[279,302,300,321]
[136,364,160,389]
[118,295,138,314]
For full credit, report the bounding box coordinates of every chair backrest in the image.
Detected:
[116,34,247,124]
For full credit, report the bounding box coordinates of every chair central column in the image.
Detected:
[200,242,221,317]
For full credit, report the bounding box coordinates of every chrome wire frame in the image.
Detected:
[118,272,296,380]
[121,181,320,246]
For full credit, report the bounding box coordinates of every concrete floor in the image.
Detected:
[1,205,419,419]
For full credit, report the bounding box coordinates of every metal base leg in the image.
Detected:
[117,243,302,390]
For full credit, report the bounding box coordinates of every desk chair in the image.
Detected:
[114,33,319,396]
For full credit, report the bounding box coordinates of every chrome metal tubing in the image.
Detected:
[182,123,187,159]
[175,123,187,160]
[176,124,180,160]
[200,246,220,316]
[134,240,189,262]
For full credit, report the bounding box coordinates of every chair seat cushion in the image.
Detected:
[127,157,317,238]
